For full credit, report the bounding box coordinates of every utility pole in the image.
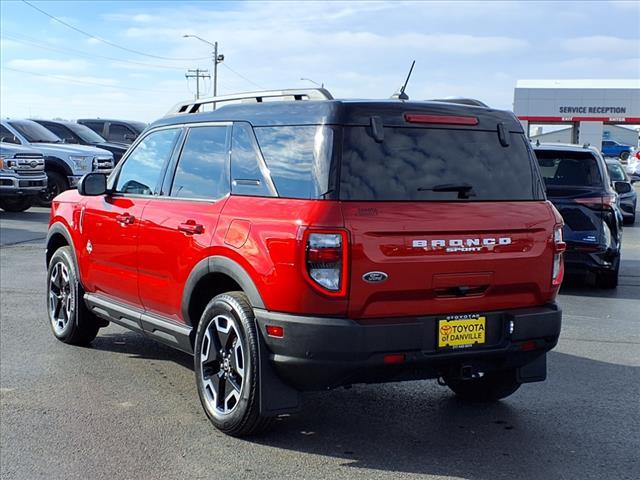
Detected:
[183,35,224,100]
[185,68,210,100]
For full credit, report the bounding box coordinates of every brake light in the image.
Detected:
[304,230,348,296]
[404,113,479,125]
[635,151,640,160]
[574,196,616,209]
[552,225,565,287]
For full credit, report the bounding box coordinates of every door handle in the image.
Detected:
[178,220,204,235]
[115,213,135,226]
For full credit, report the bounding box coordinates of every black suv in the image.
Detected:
[533,143,623,288]
[33,120,128,165]
[77,119,147,145]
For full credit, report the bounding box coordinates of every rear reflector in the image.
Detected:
[404,113,479,125]
[383,354,405,365]
[265,325,284,338]
[520,341,538,352]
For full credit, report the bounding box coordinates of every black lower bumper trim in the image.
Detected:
[255,304,561,390]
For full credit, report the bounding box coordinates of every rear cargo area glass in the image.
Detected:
[339,127,540,201]
[535,151,603,187]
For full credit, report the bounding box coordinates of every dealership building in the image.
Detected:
[514,79,640,148]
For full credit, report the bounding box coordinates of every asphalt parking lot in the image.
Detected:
[1,203,638,480]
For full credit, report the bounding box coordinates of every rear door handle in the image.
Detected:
[178,220,204,235]
[115,213,135,226]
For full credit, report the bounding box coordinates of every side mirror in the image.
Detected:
[64,137,79,144]
[78,173,107,196]
[614,181,632,194]
[0,135,20,145]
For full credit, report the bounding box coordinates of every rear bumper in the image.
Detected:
[255,304,561,391]
[564,248,619,274]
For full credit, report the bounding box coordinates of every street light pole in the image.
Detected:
[183,34,224,99]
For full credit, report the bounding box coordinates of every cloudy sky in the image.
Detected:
[1,0,639,122]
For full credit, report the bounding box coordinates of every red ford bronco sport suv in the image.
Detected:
[46,89,564,436]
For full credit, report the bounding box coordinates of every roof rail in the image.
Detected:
[165,88,334,117]
[428,97,490,108]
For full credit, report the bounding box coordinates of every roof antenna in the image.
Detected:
[394,60,415,100]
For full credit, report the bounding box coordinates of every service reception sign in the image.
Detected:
[514,80,640,123]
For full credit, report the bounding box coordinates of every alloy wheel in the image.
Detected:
[48,262,74,334]
[200,314,245,415]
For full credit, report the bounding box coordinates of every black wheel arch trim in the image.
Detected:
[181,256,266,327]
[46,222,77,269]
[44,156,73,177]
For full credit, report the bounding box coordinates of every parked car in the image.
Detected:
[605,158,637,224]
[601,140,634,160]
[534,143,622,288]
[76,119,147,145]
[620,149,640,178]
[1,119,114,205]
[33,119,128,165]
[47,88,563,437]
[0,144,47,212]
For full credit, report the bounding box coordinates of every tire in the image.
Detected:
[39,170,68,207]
[46,246,101,345]
[620,151,630,161]
[445,369,521,402]
[194,292,274,437]
[0,197,33,212]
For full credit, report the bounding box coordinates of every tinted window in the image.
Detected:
[67,123,106,143]
[110,124,135,142]
[1,125,20,144]
[171,126,229,199]
[8,120,61,143]
[340,127,540,201]
[115,128,180,195]
[254,126,333,199]
[230,123,273,197]
[41,123,75,143]
[81,121,104,134]
[535,150,603,187]
[606,162,627,181]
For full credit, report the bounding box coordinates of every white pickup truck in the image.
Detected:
[1,119,114,205]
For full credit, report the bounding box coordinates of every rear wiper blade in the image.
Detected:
[418,183,476,199]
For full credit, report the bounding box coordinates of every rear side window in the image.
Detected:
[340,127,540,201]
[115,128,181,195]
[606,162,626,181]
[110,124,135,142]
[81,122,103,134]
[230,123,273,197]
[254,126,333,199]
[535,151,603,187]
[171,126,229,199]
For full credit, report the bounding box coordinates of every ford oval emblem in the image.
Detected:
[362,271,388,283]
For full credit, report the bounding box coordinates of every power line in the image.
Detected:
[20,0,210,61]
[2,66,178,93]
[220,63,266,90]
[2,32,189,71]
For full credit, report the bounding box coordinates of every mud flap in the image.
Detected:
[516,353,547,383]
[257,329,300,416]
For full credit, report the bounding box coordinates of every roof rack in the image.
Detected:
[165,88,334,117]
[428,98,490,108]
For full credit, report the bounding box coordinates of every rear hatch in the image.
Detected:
[535,149,610,249]
[339,121,556,320]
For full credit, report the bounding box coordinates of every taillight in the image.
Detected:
[635,151,640,160]
[574,196,616,209]
[304,230,348,296]
[552,225,565,287]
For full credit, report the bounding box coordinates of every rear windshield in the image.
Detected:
[535,150,603,187]
[606,162,627,181]
[339,127,541,201]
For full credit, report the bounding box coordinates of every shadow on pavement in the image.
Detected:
[0,209,50,224]
[251,351,638,479]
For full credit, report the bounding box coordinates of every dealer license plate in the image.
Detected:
[438,316,486,349]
